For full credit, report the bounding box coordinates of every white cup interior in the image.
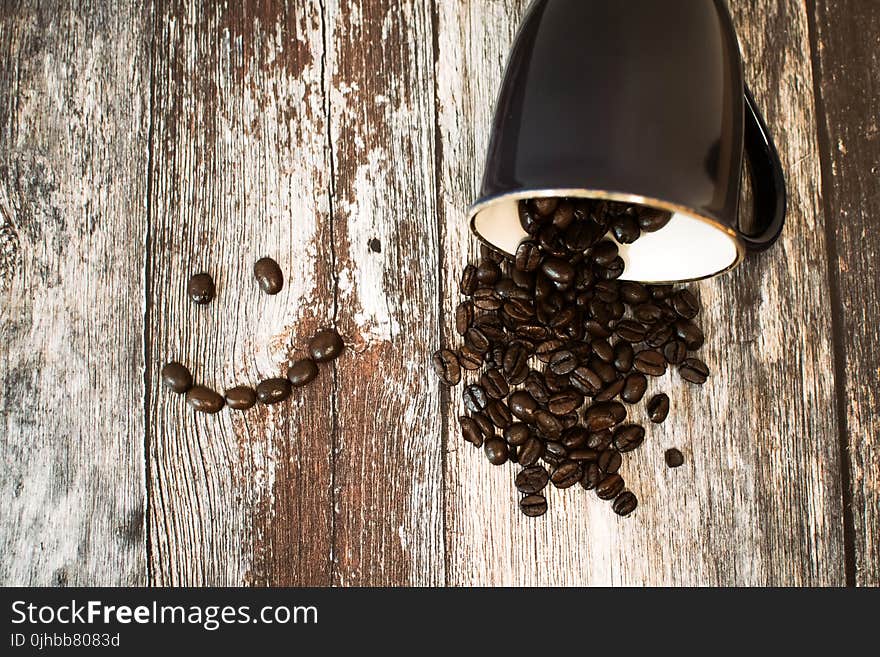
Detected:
[472,198,741,283]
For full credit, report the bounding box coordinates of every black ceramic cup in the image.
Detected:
[469,0,787,283]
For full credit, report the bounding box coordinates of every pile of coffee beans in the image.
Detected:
[434,197,709,518]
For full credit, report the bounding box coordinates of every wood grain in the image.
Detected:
[436,0,846,585]
[325,0,444,586]
[0,1,150,585]
[147,0,335,585]
[810,0,880,587]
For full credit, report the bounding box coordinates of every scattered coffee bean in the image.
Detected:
[518,437,545,466]
[672,290,700,319]
[504,423,531,446]
[613,424,646,453]
[256,378,292,405]
[459,416,484,447]
[634,349,667,377]
[187,273,215,305]
[485,399,513,429]
[225,386,257,411]
[663,340,688,365]
[621,373,648,404]
[186,385,224,413]
[549,350,578,375]
[432,350,461,386]
[580,462,602,490]
[309,328,345,362]
[596,473,625,500]
[647,394,670,424]
[551,460,583,489]
[680,358,710,384]
[595,378,625,402]
[584,401,627,432]
[463,384,489,413]
[520,494,548,518]
[613,342,634,372]
[481,368,509,400]
[674,319,705,350]
[288,358,319,387]
[665,448,685,468]
[598,448,622,474]
[638,208,672,233]
[253,257,283,295]
[516,466,549,494]
[548,390,585,416]
[484,438,510,466]
[509,391,539,423]
[460,265,478,295]
[472,412,496,439]
[613,491,639,516]
[161,362,192,394]
[515,241,542,272]
[456,301,474,336]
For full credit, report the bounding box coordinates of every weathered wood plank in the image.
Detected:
[148,0,335,585]
[325,0,444,586]
[436,0,845,585]
[810,0,880,587]
[0,1,150,585]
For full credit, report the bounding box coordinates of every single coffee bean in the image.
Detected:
[532,197,559,216]
[460,264,478,295]
[462,384,489,413]
[591,240,619,266]
[288,358,319,387]
[613,491,639,516]
[459,416,483,447]
[549,350,578,375]
[520,494,548,518]
[594,281,620,303]
[544,441,568,461]
[524,371,551,404]
[465,327,491,353]
[253,257,283,295]
[590,357,619,384]
[551,460,583,489]
[674,319,705,350]
[534,409,564,439]
[187,273,215,305]
[541,258,575,286]
[225,386,257,411]
[485,400,513,429]
[480,369,509,400]
[547,390,585,416]
[585,320,612,339]
[620,281,649,305]
[476,259,501,285]
[186,385,225,413]
[309,328,345,362]
[595,378,625,402]
[432,350,461,386]
[570,366,603,395]
[586,429,614,451]
[504,423,531,447]
[455,301,474,336]
[516,466,550,494]
[671,289,700,319]
[561,427,589,450]
[535,339,565,363]
[504,298,536,323]
[621,373,648,404]
[515,241,542,272]
[633,349,667,377]
[256,378,292,405]
[494,278,521,300]
[598,448,622,474]
[638,208,672,232]
[663,340,688,365]
[473,287,502,311]
[458,345,483,371]
[596,473,625,500]
[615,320,647,343]
[484,438,510,466]
[472,412,496,438]
[587,341,610,365]
[580,462,602,490]
[633,303,664,325]
[613,341,634,372]
[509,391,539,423]
[584,401,627,431]
[552,201,576,230]
[518,437,545,466]
[503,343,529,381]
[161,362,192,394]
[481,243,506,264]
[538,225,567,258]
[665,448,685,468]
[544,369,572,393]
[680,358,710,384]
[611,214,641,244]
[511,267,535,290]
[613,424,646,453]
[597,256,625,280]
[520,204,543,235]
[559,412,579,430]
[645,323,674,349]
[647,393,670,424]
[649,284,674,300]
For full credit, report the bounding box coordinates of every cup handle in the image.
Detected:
[738,85,787,252]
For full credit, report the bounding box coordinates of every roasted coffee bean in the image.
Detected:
[584,401,627,431]
[544,369,572,393]
[161,362,192,394]
[460,264,478,295]
[459,416,484,447]
[256,378,292,405]
[595,377,625,402]
[638,207,672,232]
[474,315,506,342]
[544,441,568,461]
[511,267,535,290]
[559,412,580,430]
[509,390,539,423]
[310,328,345,362]
[663,340,688,365]
[633,349,667,376]
[549,350,578,375]
[504,423,531,447]
[569,449,599,462]
[465,327,491,354]
[534,410,564,439]
[598,448,622,474]
[680,358,710,384]
[186,386,225,413]
[549,306,578,330]
[484,438,510,466]
[593,281,619,304]
[591,240,618,266]
[665,448,685,468]
[495,278,522,300]
[561,427,589,450]
[473,287,502,311]
[472,412,496,438]
[503,350,530,386]
[615,320,647,343]
[620,281,649,305]
[520,494,548,518]
[481,243,506,264]
[516,322,550,342]
[647,393,670,424]
[586,429,614,451]
[463,384,489,413]
[552,201,576,230]
[671,289,700,319]
[596,473,625,500]
[551,460,583,489]
[578,462,601,491]
[480,369,509,400]
[613,341,634,372]
[649,284,674,300]
[515,241,542,272]
[485,400,513,429]
[518,437,545,466]
[538,225,567,258]
[536,339,565,363]
[634,303,665,324]
[590,357,619,384]
[570,366,603,395]
[609,300,626,321]
[591,339,614,363]
[532,197,559,216]
[589,299,615,326]
[611,214,640,244]
[645,323,674,348]
[597,256,625,280]
[674,319,705,350]
[516,466,549,494]
[520,204,543,235]
[288,358,319,387]
[458,345,483,371]
[613,491,639,516]
[254,257,283,295]
[187,273,216,305]
[476,259,501,285]
[504,298,536,323]
[547,390,584,416]
[621,373,648,404]
[613,424,646,453]
[455,301,474,336]
[541,258,575,286]
[524,371,551,404]
[585,320,612,339]
[432,350,461,386]
[508,444,520,464]
[225,386,256,411]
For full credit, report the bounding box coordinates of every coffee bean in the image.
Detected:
[504,298,536,323]
[570,366,603,395]
[541,258,575,286]
[480,368,509,400]
[516,466,549,494]
[612,491,639,516]
[460,264,478,295]
[665,448,685,468]
[596,473,625,500]
[552,201,576,230]
[591,240,618,266]
[633,349,667,377]
[504,423,531,446]
[538,225,567,258]
[472,412,496,438]
[680,358,710,384]
[459,416,484,447]
[547,390,584,416]
[524,371,551,404]
[620,281,649,305]
[187,273,215,305]
[586,429,614,451]
[455,301,474,336]
[535,339,565,363]
[432,349,461,386]
[544,369,571,393]
[520,494,548,518]
[613,424,646,452]
[580,462,602,490]
[186,386,225,413]
[253,257,283,295]
[598,256,625,280]
[561,427,589,450]
[590,358,619,384]
[584,401,627,431]
[508,444,520,464]
[511,268,535,290]
[634,303,665,324]
[649,284,674,300]
[674,319,705,350]
[532,197,559,216]
[569,449,599,462]
[518,437,545,466]
[613,342,634,372]
[549,350,578,375]
[515,241,542,272]
[534,409,564,439]
[585,320,612,339]
[485,400,513,429]
[481,243,506,264]
[288,358,319,387]
[484,438,510,466]
[615,320,647,343]
[458,345,483,371]
[672,289,700,319]
[645,323,674,348]
[473,287,502,311]
[463,384,489,413]
[466,327,491,353]
[161,362,192,394]
[559,412,580,430]
[589,339,612,364]
[647,394,670,424]
[621,373,648,404]
[544,441,568,461]
[256,378,292,405]
[225,386,257,411]
[598,448,622,474]
[595,378,625,402]
[551,460,583,489]
[476,259,501,285]
[638,208,672,232]
[611,214,641,244]
[309,328,345,362]
[663,340,687,365]
[520,204,543,235]
[509,391,539,423]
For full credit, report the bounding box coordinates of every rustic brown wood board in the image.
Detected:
[0,0,876,586]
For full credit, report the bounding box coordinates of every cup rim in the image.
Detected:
[468,188,746,284]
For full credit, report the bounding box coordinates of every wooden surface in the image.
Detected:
[1,0,877,587]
